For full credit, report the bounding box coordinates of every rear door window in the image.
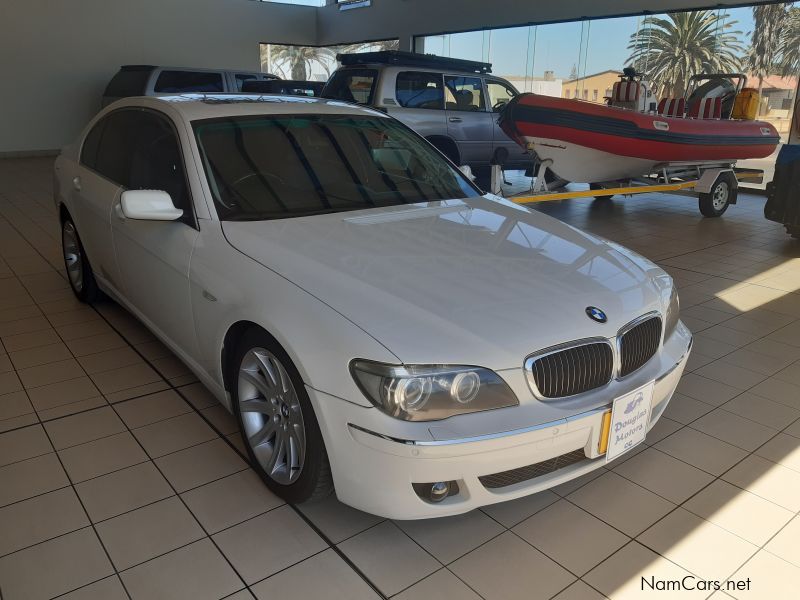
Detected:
[80,119,106,170]
[395,72,444,110]
[322,69,377,104]
[94,110,141,186]
[444,76,486,112]
[154,70,224,93]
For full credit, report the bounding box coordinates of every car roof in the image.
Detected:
[109,94,389,121]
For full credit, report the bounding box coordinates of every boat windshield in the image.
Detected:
[192,113,480,221]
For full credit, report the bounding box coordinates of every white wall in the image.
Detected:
[0,0,316,154]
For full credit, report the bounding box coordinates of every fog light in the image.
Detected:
[429,481,450,502]
[412,480,460,503]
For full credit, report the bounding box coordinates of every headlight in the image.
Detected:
[664,286,680,338]
[350,361,519,421]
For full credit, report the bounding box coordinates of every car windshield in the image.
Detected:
[192,113,480,221]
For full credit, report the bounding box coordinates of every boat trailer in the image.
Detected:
[497,161,765,218]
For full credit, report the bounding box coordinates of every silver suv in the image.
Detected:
[321,52,530,172]
[102,65,279,107]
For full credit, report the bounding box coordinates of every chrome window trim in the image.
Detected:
[615,311,663,380]
[523,337,615,401]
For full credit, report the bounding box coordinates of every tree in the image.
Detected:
[260,45,337,80]
[745,4,790,113]
[626,11,744,98]
[260,39,399,81]
[569,64,578,81]
[778,7,800,77]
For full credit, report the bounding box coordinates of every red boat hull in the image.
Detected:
[500,93,780,182]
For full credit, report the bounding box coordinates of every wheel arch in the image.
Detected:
[58,202,71,223]
[221,320,271,392]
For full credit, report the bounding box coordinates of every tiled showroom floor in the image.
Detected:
[2,157,800,600]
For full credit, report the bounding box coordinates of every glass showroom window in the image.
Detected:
[259,39,398,81]
[417,2,799,186]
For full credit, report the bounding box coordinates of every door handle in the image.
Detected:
[448,117,463,123]
[72,176,81,192]
[113,203,126,220]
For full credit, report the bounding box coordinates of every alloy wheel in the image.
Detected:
[237,348,306,485]
[62,221,84,292]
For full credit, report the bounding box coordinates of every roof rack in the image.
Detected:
[337,51,492,74]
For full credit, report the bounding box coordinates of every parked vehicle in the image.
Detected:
[54,94,691,519]
[101,65,279,107]
[241,79,324,97]
[321,51,550,176]
[500,70,779,184]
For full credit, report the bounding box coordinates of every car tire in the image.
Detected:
[231,329,333,504]
[61,216,100,303]
[699,173,736,218]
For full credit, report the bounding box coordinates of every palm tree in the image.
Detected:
[745,4,790,113]
[778,7,800,77]
[338,39,399,55]
[260,39,399,81]
[260,45,337,80]
[626,11,744,98]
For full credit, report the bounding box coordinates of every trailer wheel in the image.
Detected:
[699,173,736,217]
[590,183,613,201]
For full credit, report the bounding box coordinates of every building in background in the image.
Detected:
[562,70,622,103]
[502,71,562,96]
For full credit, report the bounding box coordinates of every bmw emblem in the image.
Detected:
[586,306,607,323]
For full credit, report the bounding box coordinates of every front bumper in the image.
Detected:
[311,322,692,519]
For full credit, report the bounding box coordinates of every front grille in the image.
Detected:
[479,449,589,489]
[527,342,613,398]
[619,316,662,377]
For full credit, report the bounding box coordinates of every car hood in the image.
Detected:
[222,196,671,369]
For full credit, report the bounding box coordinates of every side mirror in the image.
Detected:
[459,165,476,182]
[120,190,183,221]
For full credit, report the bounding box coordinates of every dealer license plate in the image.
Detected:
[605,381,654,462]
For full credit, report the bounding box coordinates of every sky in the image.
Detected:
[421,6,763,80]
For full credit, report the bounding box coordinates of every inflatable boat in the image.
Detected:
[499,71,781,183]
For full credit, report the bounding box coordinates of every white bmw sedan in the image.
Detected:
[54,94,691,519]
